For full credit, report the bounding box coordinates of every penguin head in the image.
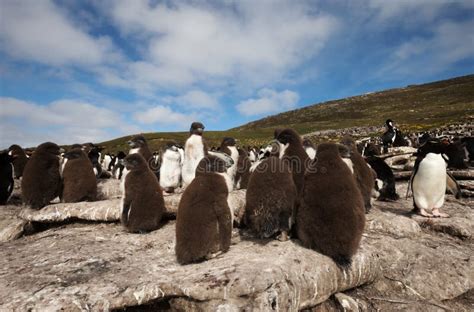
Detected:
[340,135,356,149]
[128,135,147,148]
[64,148,86,160]
[36,142,61,156]
[302,139,314,148]
[190,122,205,135]
[385,119,394,128]
[336,144,352,159]
[276,128,302,146]
[221,137,236,147]
[123,153,148,170]
[117,151,127,159]
[8,144,24,158]
[197,153,233,174]
[316,142,343,161]
[0,151,13,165]
[417,139,446,156]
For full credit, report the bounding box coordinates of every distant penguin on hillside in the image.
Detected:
[182,122,208,187]
[275,128,309,195]
[219,137,239,189]
[341,135,376,213]
[303,139,316,160]
[244,156,297,241]
[409,139,458,217]
[61,148,97,202]
[159,141,184,193]
[21,142,62,209]
[175,154,233,264]
[121,153,165,233]
[297,143,365,267]
[8,144,29,179]
[0,152,14,205]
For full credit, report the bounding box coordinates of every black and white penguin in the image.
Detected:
[363,143,399,201]
[159,141,184,193]
[85,145,103,178]
[21,142,62,209]
[112,151,126,179]
[275,128,310,195]
[120,153,165,233]
[61,148,97,203]
[302,139,316,160]
[182,122,208,187]
[410,139,452,217]
[101,153,113,172]
[8,144,29,179]
[297,143,365,267]
[0,152,14,205]
[219,137,239,190]
[175,154,233,264]
[341,135,376,213]
[381,119,407,153]
[244,156,297,241]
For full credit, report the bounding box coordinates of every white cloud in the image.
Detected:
[133,105,197,127]
[0,0,117,66]
[98,0,340,93]
[379,19,474,77]
[0,97,127,148]
[236,89,299,116]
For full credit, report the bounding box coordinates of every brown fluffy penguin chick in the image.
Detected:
[275,128,310,195]
[175,154,232,264]
[341,135,375,213]
[21,142,62,209]
[121,154,164,233]
[61,148,97,203]
[297,143,365,267]
[235,148,251,189]
[244,157,297,241]
[8,144,29,178]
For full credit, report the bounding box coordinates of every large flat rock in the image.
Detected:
[18,190,247,225]
[0,222,380,311]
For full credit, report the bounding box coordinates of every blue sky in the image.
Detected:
[1,0,473,148]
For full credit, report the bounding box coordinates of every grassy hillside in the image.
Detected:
[100,74,474,153]
[232,74,474,134]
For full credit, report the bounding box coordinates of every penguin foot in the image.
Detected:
[277,231,289,242]
[418,209,433,217]
[432,209,449,218]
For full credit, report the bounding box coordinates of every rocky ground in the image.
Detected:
[0,179,472,311]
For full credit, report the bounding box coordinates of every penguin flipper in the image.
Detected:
[121,199,131,226]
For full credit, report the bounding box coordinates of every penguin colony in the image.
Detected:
[1,119,470,268]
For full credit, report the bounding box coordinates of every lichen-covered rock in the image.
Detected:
[0,222,380,311]
[18,190,247,225]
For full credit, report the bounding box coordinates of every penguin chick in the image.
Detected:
[21,142,62,209]
[121,153,165,233]
[61,148,97,203]
[175,154,232,264]
[297,143,365,267]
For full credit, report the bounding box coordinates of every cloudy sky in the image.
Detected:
[1,0,473,148]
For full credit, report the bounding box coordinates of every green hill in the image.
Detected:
[100,74,474,153]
